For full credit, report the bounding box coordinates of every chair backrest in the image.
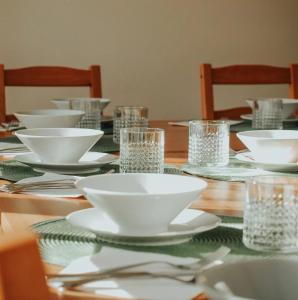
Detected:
[0,65,102,122]
[0,230,51,300]
[200,64,298,120]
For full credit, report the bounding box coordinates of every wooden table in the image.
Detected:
[0,120,245,232]
[0,120,246,299]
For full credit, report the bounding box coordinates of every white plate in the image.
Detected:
[15,152,117,175]
[240,114,298,123]
[66,208,221,246]
[16,173,82,198]
[235,151,298,172]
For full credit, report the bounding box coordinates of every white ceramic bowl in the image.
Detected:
[14,109,84,129]
[76,173,207,236]
[199,258,298,300]
[237,130,298,163]
[15,128,103,164]
[51,98,111,111]
[246,98,298,119]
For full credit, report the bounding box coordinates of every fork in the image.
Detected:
[0,179,76,193]
[48,246,230,287]
[0,146,29,153]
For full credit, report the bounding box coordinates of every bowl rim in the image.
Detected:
[52,98,110,103]
[76,173,208,196]
[15,128,104,138]
[14,109,85,116]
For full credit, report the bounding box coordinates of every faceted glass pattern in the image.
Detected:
[244,176,298,252]
[188,120,229,167]
[70,99,101,129]
[252,98,283,129]
[113,106,148,144]
[120,128,164,173]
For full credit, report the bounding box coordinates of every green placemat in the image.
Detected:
[181,156,298,182]
[0,160,182,182]
[230,120,298,132]
[32,216,263,267]
[0,135,119,153]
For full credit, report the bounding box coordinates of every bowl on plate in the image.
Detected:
[246,98,298,119]
[14,109,85,129]
[198,257,298,300]
[51,98,111,112]
[76,173,207,236]
[15,128,103,164]
[237,130,298,163]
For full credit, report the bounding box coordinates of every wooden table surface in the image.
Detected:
[0,120,246,299]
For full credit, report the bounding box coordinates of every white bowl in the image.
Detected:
[15,128,103,164]
[76,173,207,236]
[237,130,298,163]
[51,98,111,111]
[14,109,84,129]
[246,98,298,119]
[199,258,298,300]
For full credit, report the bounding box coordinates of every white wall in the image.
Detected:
[1,0,298,119]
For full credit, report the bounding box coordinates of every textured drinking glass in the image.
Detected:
[244,176,298,253]
[70,98,101,129]
[188,120,230,167]
[252,98,283,129]
[120,128,164,173]
[113,106,148,144]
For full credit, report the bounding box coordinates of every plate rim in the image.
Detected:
[66,207,221,240]
[240,113,298,122]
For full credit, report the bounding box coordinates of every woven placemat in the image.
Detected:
[0,160,181,182]
[181,156,298,182]
[32,216,263,267]
[0,135,119,153]
[230,120,298,132]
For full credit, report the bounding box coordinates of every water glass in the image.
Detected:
[251,98,283,129]
[243,176,298,253]
[120,128,164,173]
[188,120,230,167]
[113,106,148,144]
[70,98,101,129]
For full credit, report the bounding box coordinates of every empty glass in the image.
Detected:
[120,128,164,173]
[188,120,230,167]
[69,98,101,129]
[113,106,148,144]
[251,98,283,129]
[243,176,298,252]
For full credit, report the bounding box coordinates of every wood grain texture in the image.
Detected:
[200,63,298,120]
[0,64,102,122]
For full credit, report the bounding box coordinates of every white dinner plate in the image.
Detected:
[15,173,82,198]
[240,114,298,123]
[66,208,221,246]
[15,151,117,175]
[235,151,298,172]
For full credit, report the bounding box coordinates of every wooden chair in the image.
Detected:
[0,230,109,300]
[0,65,102,122]
[200,64,298,120]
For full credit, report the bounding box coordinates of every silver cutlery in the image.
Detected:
[0,146,29,153]
[0,179,76,193]
[48,246,230,287]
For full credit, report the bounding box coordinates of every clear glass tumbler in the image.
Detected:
[188,120,230,167]
[120,128,164,173]
[70,98,101,129]
[244,176,298,253]
[251,98,283,129]
[113,106,148,144]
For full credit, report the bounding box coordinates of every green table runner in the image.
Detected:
[32,216,264,267]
